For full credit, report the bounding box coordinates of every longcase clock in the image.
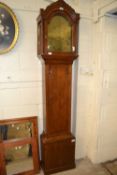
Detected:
[37,0,79,174]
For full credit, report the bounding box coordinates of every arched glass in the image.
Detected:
[47,15,72,52]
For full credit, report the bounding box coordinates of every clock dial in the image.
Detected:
[47,15,72,52]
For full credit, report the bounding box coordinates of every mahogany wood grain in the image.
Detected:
[0,141,7,175]
[41,133,75,175]
[45,64,72,135]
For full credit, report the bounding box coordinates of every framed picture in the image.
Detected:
[0,2,19,54]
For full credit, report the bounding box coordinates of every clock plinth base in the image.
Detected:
[41,133,76,175]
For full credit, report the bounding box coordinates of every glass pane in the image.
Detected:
[47,15,72,52]
[5,144,33,175]
[0,122,32,140]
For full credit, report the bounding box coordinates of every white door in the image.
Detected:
[98,15,117,162]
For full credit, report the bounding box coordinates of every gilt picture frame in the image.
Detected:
[0,2,19,54]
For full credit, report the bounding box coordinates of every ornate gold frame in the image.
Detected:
[0,2,19,54]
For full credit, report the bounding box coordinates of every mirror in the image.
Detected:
[47,15,72,52]
[0,122,32,141]
[5,144,33,175]
[0,117,40,175]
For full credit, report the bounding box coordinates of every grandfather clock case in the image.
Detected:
[37,0,79,174]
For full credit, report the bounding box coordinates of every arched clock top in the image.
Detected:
[39,0,79,22]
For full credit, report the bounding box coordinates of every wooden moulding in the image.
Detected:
[0,141,7,175]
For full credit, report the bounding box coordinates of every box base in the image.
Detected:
[41,133,76,175]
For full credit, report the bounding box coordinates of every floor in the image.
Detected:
[6,158,33,175]
[6,157,117,175]
[38,159,117,175]
[102,160,117,175]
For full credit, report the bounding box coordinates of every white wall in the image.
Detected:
[0,0,47,135]
[75,18,94,159]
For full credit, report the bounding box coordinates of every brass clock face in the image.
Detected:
[0,2,19,54]
[47,15,72,52]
